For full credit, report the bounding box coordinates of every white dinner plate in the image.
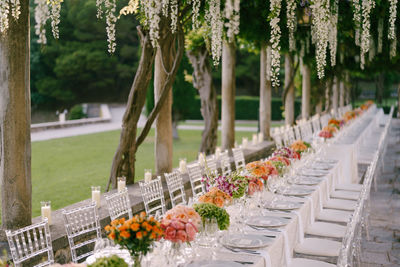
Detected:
[295,178,321,185]
[265,200,302,210]
[186,261,242,267]
[246,215,289,228]
[280,187,313,196]
[220,233,273,249]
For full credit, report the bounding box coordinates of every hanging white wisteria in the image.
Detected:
[388,0,398,40]
[191,0,201,30]
[119,0,139,18]
[96,0,104,19]
[162,0,169,17]
[143,0,162,47]
[390,35,397,58]
[34,0,49,44]
[10,0,20,19]
[286,0,297,51]
[0,0,10,33]
[360,0,375,69]
[311,0,330,79]
[170,0,178,33]
[224,0,240,43]
[207,0,223,65]
[269,0,282,87]
[328,0,338,67]
[48,0,63,39]
[352,0,362,46]
[104,0,117,53]
[377,18,383,53]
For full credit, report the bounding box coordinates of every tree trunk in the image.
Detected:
[324,78,332,112]
[0,0,32,233]
[108,26,156,188]
[186,47,218,155]
[301,63,311,119]
[221,41,236,150]
[397,84,400,118]
[332,76,339,116]
[375,73,384,104]
[107,23,184,189]
[259,44,272,140]
[345,72,351,105]
[284,54,295,125]
[315,100,323,114]
[339,79,345,108]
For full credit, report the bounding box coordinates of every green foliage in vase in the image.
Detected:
[193,203,230,230]
[88,255,128,267]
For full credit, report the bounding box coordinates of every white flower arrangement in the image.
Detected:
[0,0,10,33]
[388,0,397,40]
[34,0,49,44]
[10,0,20,19]
[48,0,63,39]
[360,0,375,69]
[224,0,240,43]
[143,0,162,47]
[286,0,297,51]
[207,0,223,65]
[104,0,117,53]
[191,0,201,30]
[269,0,282,87]
[329,0,338,66]
[352,0,362,46]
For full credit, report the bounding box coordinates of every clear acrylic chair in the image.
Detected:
[139,176,166,216]
[62,202,101,263]
[105,189,133,221]
[6,219,54,267]
[187,163,206,198]
[219,150,232,176]
[205,156,218,176]
[311,114,321,133]
[283,127,295,146]
[164,171,186,207]
[232,148,246,170]
[293,125,302,140]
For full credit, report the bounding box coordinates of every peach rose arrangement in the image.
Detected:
[198,187,232,207]
[161,205,200,243]
[104,212,164,260]
[245,161,279,180]
[247,178,263,195]
[290,140,311,154]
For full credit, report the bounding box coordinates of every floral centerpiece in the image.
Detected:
[88,255,128,267]
[343,111,357,122]
[199,187,232,207]
[322,125,338,134]
[318,130,333,139]
[104,212,164,266]
[269,156,291,166]
[245,160,278,180]
[193,203,230,230]
[290,140,311,154]
[247,178,263,195]
[162,205,201,229]
[203,171,249,199]
[272,147,300,159]
[328,118,341,129]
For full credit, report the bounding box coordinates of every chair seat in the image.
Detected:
[335,183,362,192]
[330,190,360,201]
[294,238,341,257]
[324,198,357,211]
[306,221,347,239]
[289,258,335,267]
[317,209,352,223]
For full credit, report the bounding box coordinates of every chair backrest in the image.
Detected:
[293,125,302,140]
[164,171,186,207]
[187,163,206,198]
[311,115,321,133]
[139,177,166,216]
[232,148,246,170]
[6,219,54,267]
[320,113,331,127]
[205,156,218,175]
[62,202,101,263]
[105,189,133,221]
[219,150,232,176]
[301,120,313,140]
[283,127,295,146]
[271,129,284,148]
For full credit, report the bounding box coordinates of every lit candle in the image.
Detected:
[242,137,248,148]
[179,158,187,173]
[144,169,152,182]
[215,147,221,159]
[198,152,205,166]
[41,201,52,225]
[252,134,258,145]
[91,186,101,207]
[234,141,238,148]
[117,176,126,193]
[258,132,264,143]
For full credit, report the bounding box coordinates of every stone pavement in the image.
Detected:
[361,119,400,267]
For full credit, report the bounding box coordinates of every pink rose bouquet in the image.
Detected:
[162,205,201,228]
[161,218,198,243]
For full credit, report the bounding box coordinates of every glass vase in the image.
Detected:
[133,254,142,267]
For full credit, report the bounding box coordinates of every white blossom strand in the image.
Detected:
[34,0,49,44]
[360,0,375,69]
[192,0,201,30]
[0,0,10,33]
[224,0,240,43]
[269,0,282,87]
[388,0,398,40]
[286,0,297,51]
[170,0,178,33]
[207,0,223,65]
[329,0,338,66]
[144,0,162,47]
[104,0,117,53]
[48,0,63,39]
[352,0,362,46]
[10,0,20,19]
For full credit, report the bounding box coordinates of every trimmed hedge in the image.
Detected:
[186,96,301,121]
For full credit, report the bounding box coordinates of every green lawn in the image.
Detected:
[31,128,254,218]
[180,121,284,129]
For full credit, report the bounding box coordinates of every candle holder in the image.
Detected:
[252,134,258,145]
[215,147,221,159]
[198,152,205,166]
[179,158,187,173]
[41,201,52,225]
[117,176,127,193]
[258,132,264,143]
[242,137,248,148]
[91,186,101,207]
[144,169,152,182]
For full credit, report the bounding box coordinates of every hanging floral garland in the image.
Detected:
[0,0,10,33]
[10,0,20,19]
[360,0,375,69]
[269,0,282,87]
[162,0,169,17]
[328,0,338,66]
[377,18,383,53]
[191,0,201,30]
[206,0,223,65]
[224,0,240,43]
[143,0,162,47]
[311,0,330,79]
[34,0,49,44]
[388,0,398,58]
[286,0,297,51]
[170,0,178,33]
[352,0,362,46]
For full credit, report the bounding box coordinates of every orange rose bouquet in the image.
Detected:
[104,212,163,261]
[247,178,263,195]
[290,140,311,154]
[198,187,232,207]
[322,125,338,134]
